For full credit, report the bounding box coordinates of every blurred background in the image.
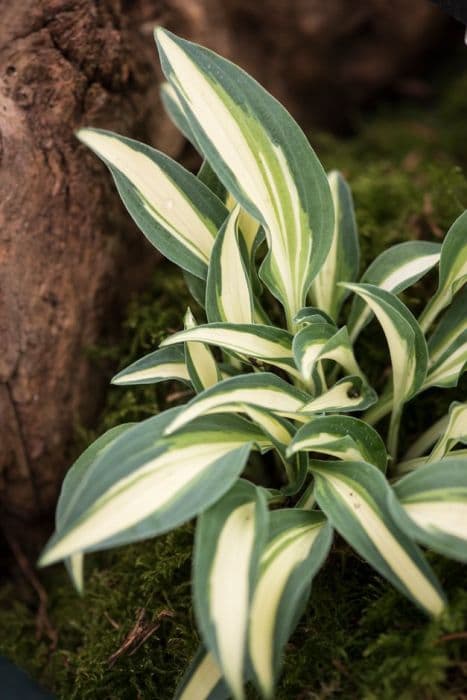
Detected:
[0,0,466,587]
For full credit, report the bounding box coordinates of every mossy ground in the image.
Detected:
[2,71,467,699]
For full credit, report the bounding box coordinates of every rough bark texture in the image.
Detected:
[0,0,449,544]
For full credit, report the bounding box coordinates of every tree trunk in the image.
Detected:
[0,0,448,547]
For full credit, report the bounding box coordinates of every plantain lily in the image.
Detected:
[40,28,467,700]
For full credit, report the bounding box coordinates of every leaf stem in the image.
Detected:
[387,407,402,464]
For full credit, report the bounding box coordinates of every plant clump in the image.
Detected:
[0,35,466,698]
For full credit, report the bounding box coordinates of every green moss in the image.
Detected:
[0,529,197,699]
[2,70,467,699]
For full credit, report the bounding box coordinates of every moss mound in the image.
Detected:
[1,72,467,699]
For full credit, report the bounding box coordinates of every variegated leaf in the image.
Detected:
[429,402,467,462]
[348,241,440,341]
[160,81,200,148]
[155,28,334,325]
[389,457,467,563]
[39,412,263,565]
[161,323,299,378]
[419,210,467,332]
[111,345,190,386]
[174,647,230,700]
[77,128,227,279]
[424,287,467,389]
[294,306,336,327]
[184,308,221,393]
[206,205,254,323]
[248,510,332,698]
[288,415,387,471]
[240,404,308,495]
[310,171,359,321]
[344,283,428,456]
[428,287,467,364]
[292,322,336,383]
[424,331,467,389]
[299,376,377,416]
[163,373,310,435]
[311,460,446,616]
[56,423,135,592]
[402,412,450,461]
[194,480,269,700]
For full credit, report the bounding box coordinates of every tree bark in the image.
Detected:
[0,0,448,545]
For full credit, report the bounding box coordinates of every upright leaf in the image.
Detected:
[184,308,221,393]
[248,510,332,698]
[292,322,336,383]
[344,283,428,456]
[240,404,308,494]
[310,171,359,321]
[424,287,467,389]
[77,128,227,279]
[206,205,254,323]
[389,458,467,563]
[288,415,387,471]
[429,402,467,461]
[348,241,440,341]
[419,210,467,332]
[312,460,446,616]
[174,647,230,700]
[155,28,334,324]
[194,480,269,700]
[39,412,262,565]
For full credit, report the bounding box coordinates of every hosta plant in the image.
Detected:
[40,29,467,700]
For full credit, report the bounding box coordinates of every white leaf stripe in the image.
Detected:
[206,205,254,324]
[77,128,227,279]
[315,327,363,378]
[288,415,387,471]
[428,287,467,365]
[174,647,229,700]
[65,553,85,595]
[41,443,251,565]
[311,171,359,320]
[164,373,310,435]
[248,510,332,698]
[161,323,299,378]
[56,424,136,532]
[39,413,263,565]
[155,28,333,323]
[419,210,467,332]
[429,402,467,462]
[300,376,377,415]
[194,481,268,700]
[54,423,136,592]
[111,346,190,386]
[312,461,446,616]
[344,283,427,458]
[424,337,467,389]
[390,457,467,563]
[239,404,294,447]
[184,308,221,392]
[292,322,335,381]
[345,283,427,403]
[348,241,440,341]
[404,502,467,540]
